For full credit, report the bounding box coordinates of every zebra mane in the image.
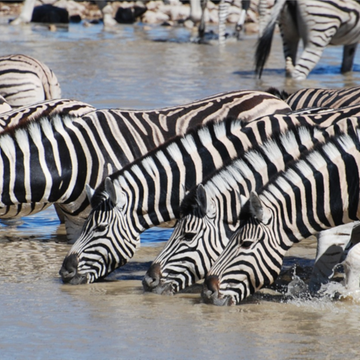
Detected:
[179,124,318,216]
[90,116,243,208]
[262,121,360,206]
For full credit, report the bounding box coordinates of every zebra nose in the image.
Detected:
[142,263,162,291]
[59,253,79,283]
[202,275,220,302]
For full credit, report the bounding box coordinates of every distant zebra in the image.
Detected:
[202,116,360,306]
[0,54,61,108]
[59,104,360,285]
[143,111,360,295]
[255,0,360,80]
[0,90,290,242]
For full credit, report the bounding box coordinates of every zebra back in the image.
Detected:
[0,54,61,107]
[287,87,360,110]
[60,104,360,285]
[203,116,360,305]
[0,98,95,132]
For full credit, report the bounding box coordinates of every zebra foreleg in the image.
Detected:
[198,0,208,42]
[341,43,358,74]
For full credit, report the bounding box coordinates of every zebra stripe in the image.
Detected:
[142,114,359,295]
[255,0,360,80]
[0,98,95,132]
[60,104,360,285]
[0,54,62,107]
[202,116,360,306]
[286,86,360,110]
[0,90,289,241]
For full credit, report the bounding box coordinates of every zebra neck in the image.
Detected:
[260,131,360,247]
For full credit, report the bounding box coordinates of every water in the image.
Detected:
[0,17,360,360]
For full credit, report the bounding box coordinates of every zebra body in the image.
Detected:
[143,112,360,295]
[0,90,290,241]
[255,0,360,80]
[0,54,61,107]
[59,104,360,285]
[202,116,360,306]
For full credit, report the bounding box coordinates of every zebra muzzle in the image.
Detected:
[59,253,88,285]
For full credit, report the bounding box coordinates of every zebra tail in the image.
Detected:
[254,0,286,78]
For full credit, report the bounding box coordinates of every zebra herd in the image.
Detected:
[2,0,360,306]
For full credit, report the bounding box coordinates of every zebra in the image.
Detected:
[202,116,360,306]
[0,90,290,242]
[190,0,251,43]
[142,111,360,295]
[143,86,360,295]
[59,104,360,285]
[255,0,360,80]
[0,54,62,108]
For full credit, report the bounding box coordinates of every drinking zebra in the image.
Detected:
[255,0,360,80]
[202,116,360,306]
[0,90,289,242]
[142,110,360,295]
[59,104,360,285]
[0,54,62,108]
[145,86,360,295]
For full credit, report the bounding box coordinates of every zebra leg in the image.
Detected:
[309,223,355,293]
[341,43,358,74]
[198,0,208,41]
[234,0,250,40]
[218,0,230,44]
[278,2,299,77]
[10,0,36,24]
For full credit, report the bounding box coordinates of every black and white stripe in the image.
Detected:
[0,90,289,241]
[202,116,360,306]
[60,104,360,285]
[0,54,62,107]
[143,109,360,295]
[255,0,360,80]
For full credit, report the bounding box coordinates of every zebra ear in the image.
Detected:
[196,184,215,217]
[249,192,271,224]
[105,177,127,209]
[85,184,95,203]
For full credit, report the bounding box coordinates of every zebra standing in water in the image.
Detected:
[143,86,360,295]
[0,90,290,242]
[202,116,360,306]
[255,0,360,80]
[59,104,360,285]
[0,54,62,107]
[142,110,360,295]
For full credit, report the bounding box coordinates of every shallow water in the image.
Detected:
[0,17,360,360]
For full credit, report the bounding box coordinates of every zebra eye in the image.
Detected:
[95,224,107,232]
[182,232,196,241]
[241,240,253,249]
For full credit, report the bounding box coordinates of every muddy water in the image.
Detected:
[0,18,360,360]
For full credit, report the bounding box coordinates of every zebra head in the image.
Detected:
[143,184,221,294]
[60,177,138,284]
[202,192,281,306]
[143,184,243,294]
